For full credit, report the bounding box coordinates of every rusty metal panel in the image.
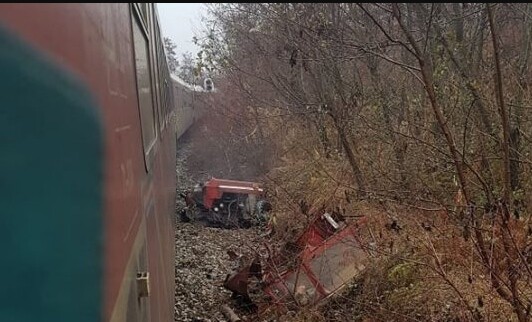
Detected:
[307,228,367,295]
[256,215,369,314]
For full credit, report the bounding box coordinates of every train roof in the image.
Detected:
[171,74,212,92]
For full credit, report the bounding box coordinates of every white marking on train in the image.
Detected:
[115,125,132,132]
[123,209,140,242]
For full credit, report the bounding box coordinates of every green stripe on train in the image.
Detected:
[0,27,103,322]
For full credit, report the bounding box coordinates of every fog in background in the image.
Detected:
[157,3,206,56]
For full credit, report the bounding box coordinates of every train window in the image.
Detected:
[135,3,149,31]
[154,20,165,131]
[132,11,157,166]
[160,79,168,128]
[163,80,171,124]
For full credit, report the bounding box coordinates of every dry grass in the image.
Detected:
[259,144,525,322]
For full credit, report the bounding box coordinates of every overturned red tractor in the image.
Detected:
[181,178,271,228]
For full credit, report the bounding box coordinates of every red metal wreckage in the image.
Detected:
[223,207,370,316]
[181,178,271,228]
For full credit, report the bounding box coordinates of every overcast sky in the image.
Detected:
[156,3,207,57]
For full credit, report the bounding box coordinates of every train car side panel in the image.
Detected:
[0,4,177,322]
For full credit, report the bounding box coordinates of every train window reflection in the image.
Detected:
[132,12,157,165]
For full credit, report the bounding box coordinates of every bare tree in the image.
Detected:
[194,3,532,320]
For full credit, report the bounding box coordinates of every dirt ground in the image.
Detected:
[174,134,264,322]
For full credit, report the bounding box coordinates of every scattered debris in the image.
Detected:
[175,139,371,321]
[174,222,260,322]
[221,304,242,322]
[223,208,370,318]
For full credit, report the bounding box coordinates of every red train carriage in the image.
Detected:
[0,4,178,322]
